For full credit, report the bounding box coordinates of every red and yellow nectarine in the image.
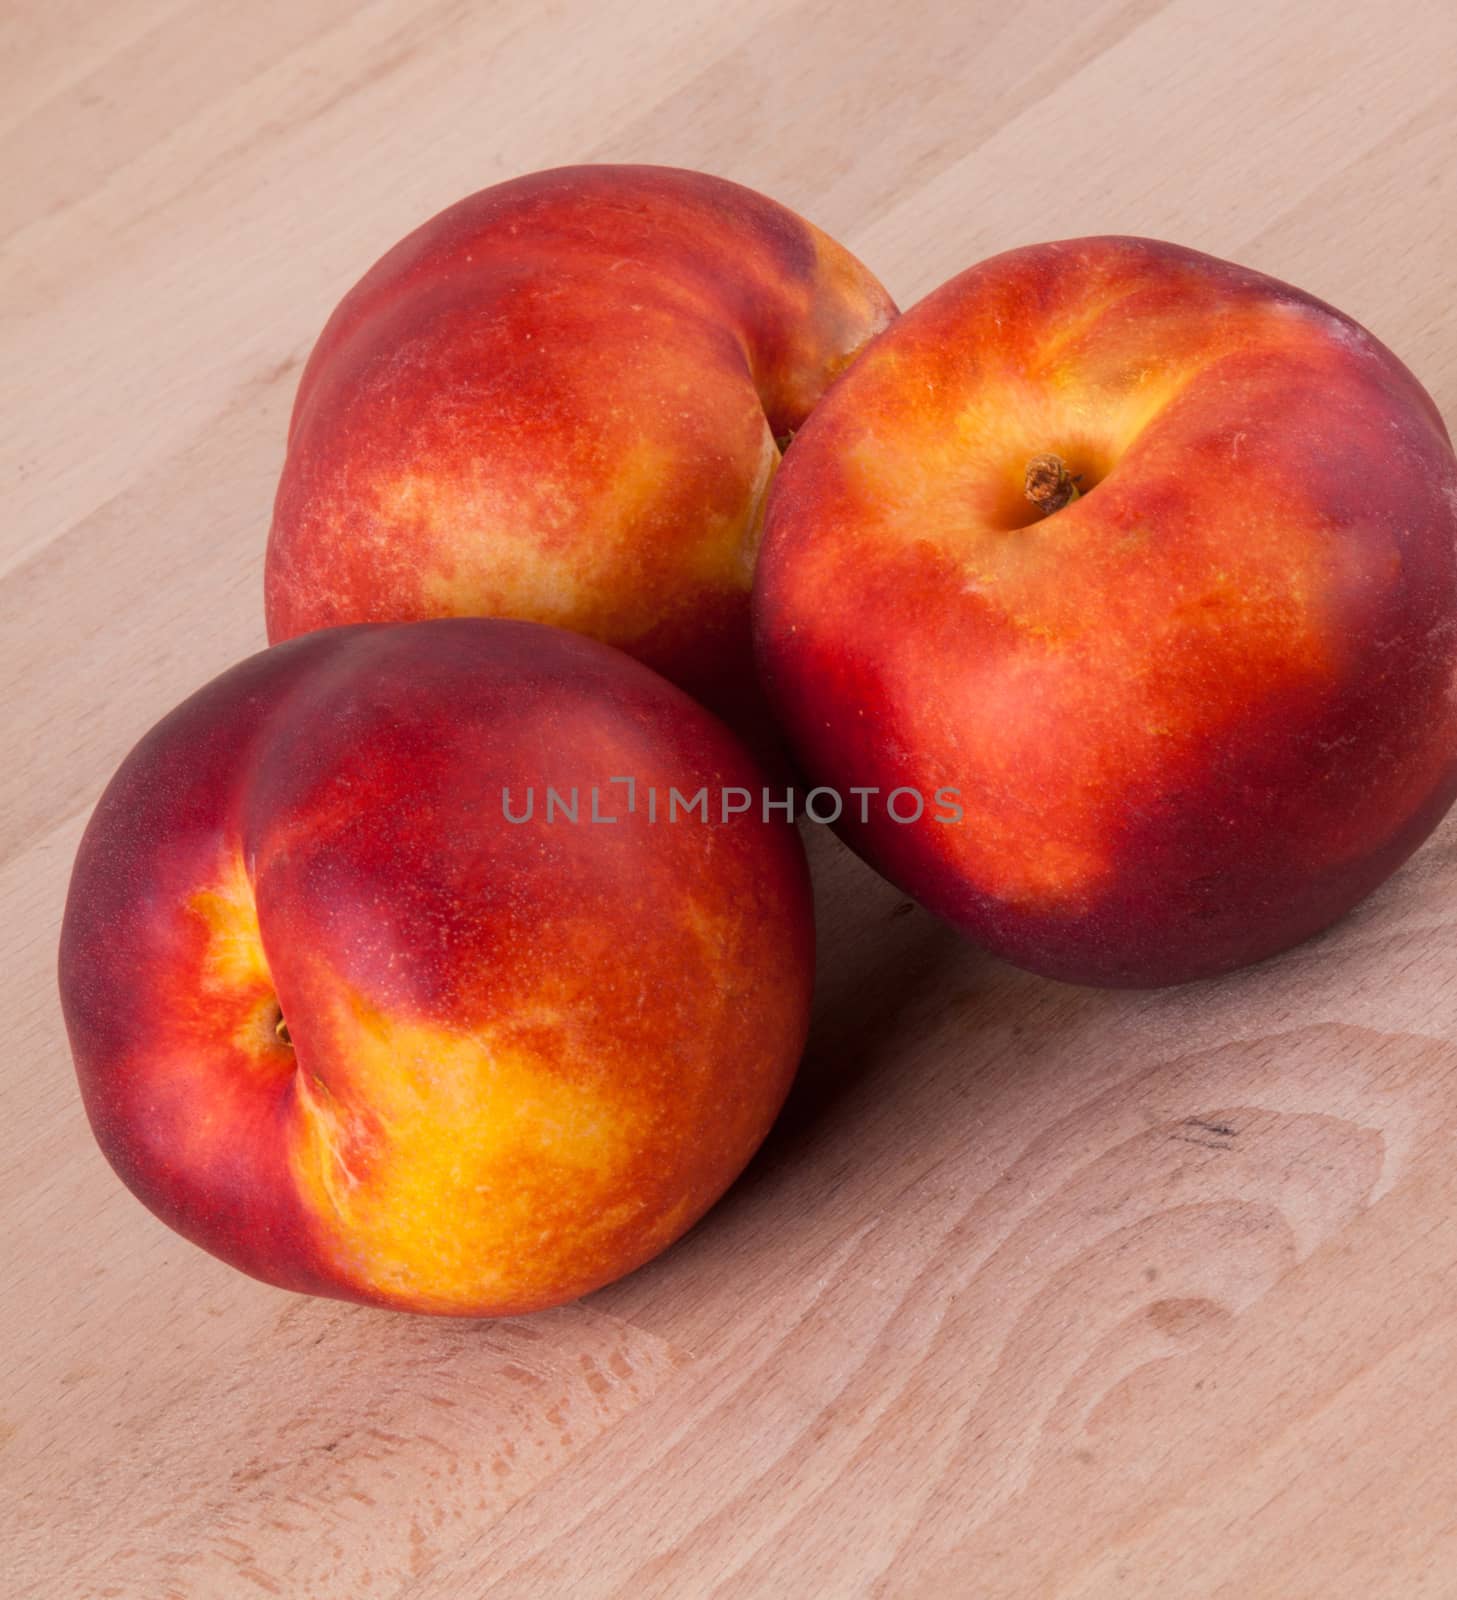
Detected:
[265,164,894,737]
[60,620,813,1314]
[755,237,1457,986]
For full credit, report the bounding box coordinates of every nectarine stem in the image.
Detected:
[275,1012,292,1048]
[1024,453,1080,515]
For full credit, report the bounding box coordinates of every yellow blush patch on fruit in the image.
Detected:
[286,993,652,1314]
[185,853,293,1071]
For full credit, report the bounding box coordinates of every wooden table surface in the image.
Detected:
[7,1,1457,1595]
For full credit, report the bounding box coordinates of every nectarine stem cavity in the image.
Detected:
[274,1010,292,1048]
[1024,453,1081,515]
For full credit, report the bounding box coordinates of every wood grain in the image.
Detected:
[5,1,1457,1594]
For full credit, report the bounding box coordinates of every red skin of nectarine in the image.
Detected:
[59,620,814,1314]
[755,237,1457,986]
[265,164,895,738]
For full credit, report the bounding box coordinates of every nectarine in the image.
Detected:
[60,620,813,1314]
[755,237,1457,986]
[265,164,895,738]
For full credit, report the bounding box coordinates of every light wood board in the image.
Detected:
[5,0,1457,1594]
